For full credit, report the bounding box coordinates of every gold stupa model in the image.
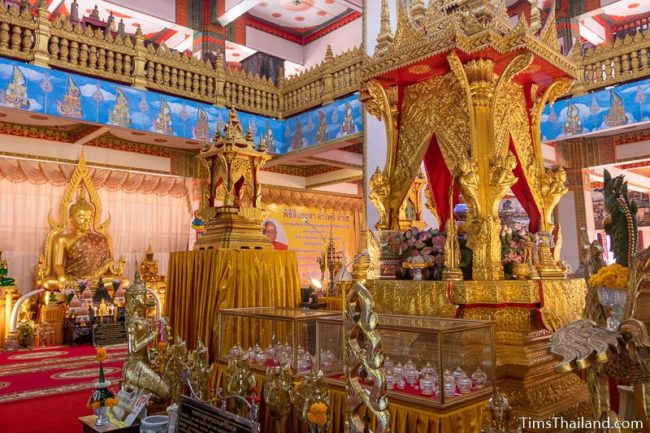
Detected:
[194,107,272,250]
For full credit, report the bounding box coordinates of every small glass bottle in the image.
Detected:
[472,366,488,389]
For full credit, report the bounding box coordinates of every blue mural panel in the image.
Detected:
[0,57,362,155]
[541,76,650,142]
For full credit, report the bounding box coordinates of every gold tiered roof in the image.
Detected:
[365,0,575,82]
[200,108,268,158]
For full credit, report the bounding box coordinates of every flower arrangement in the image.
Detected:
[398,227,445,264]
[16,321,33,348]
[87,346,118,424]
[500,222,532,278]
[589,263,628,289]
[392,226,472,280]
[306,401,328,429]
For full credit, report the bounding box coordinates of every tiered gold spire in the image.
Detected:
[411,0,426,26]
[194,107,271,250]
[374,0,393,57]
[529,0,542,32]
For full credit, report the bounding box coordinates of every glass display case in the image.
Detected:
[217,307,340,375]
[317,314,495,408]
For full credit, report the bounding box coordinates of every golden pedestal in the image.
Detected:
[361,278,592,431]
[193,207,272,251]
[0,286,18,348]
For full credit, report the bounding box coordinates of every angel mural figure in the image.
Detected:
[153,98,172,134]
[605,90,629,127]
[339,102,356,135]
[562,103,582,135]
[108,88,131,127]
[0,66,29,109]
[192,108,210,142]
[316,110,328,143]
[263,125,275,153]
[290,121,304,151]
[57,77,83,118]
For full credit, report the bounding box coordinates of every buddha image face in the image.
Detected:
[263,221,277,242]
[71,209,92,233]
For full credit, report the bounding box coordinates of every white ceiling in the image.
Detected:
[249,0,350,32]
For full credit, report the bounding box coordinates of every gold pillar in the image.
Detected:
[1,286,16,348]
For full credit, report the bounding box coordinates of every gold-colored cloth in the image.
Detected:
[166,250,301,360]
[213,363,485,433]
[64,232,112,278]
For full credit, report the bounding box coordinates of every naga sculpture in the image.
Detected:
[550,170,647,429]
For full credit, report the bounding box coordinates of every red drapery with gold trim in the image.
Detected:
[508,140,542,233]
[422,135,458,228]
[422,136,542,232]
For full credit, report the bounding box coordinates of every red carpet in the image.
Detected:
[0,389,91,433]
[0,345,127,433]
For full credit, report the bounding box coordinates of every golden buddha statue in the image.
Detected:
[140,244,164,284]
[38,154,125,290]
[123,270,169,400]
[97,298,109,319]
[53,194,112,281]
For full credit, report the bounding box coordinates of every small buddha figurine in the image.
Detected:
[140,244,164,283]
[117,19,125,37]
[106,11,114,31]
[93,277,112,304]
[89,4,100,20]
[70,0,79,21]
[98,298,109,319]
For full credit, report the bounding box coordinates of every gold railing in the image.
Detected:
[0,2,361,119]
[280,47,363,117]
[0,5,36,63]
[572,30,650,94]
[10,1,650,118]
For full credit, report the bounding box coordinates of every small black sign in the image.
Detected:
[92,321,127,346]
[176,396,259,433]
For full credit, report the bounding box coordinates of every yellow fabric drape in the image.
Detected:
[213,364,485,433]
[166,249,301,360]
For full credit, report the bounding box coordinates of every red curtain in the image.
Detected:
[422,135,542,233]
[508,139,542,233]
[422,134,458,228]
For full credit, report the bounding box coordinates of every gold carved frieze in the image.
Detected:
[363,32,575,84]
[389,71,471,213]
[365,279,457,318]
[538,279,587,332]
[450,280,541,305]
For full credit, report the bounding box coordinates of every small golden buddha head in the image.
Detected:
[145,244,155,260]
[69,194,94,233]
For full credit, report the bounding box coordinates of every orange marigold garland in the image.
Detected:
[588,263,628,289]
[306,401,328,427]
